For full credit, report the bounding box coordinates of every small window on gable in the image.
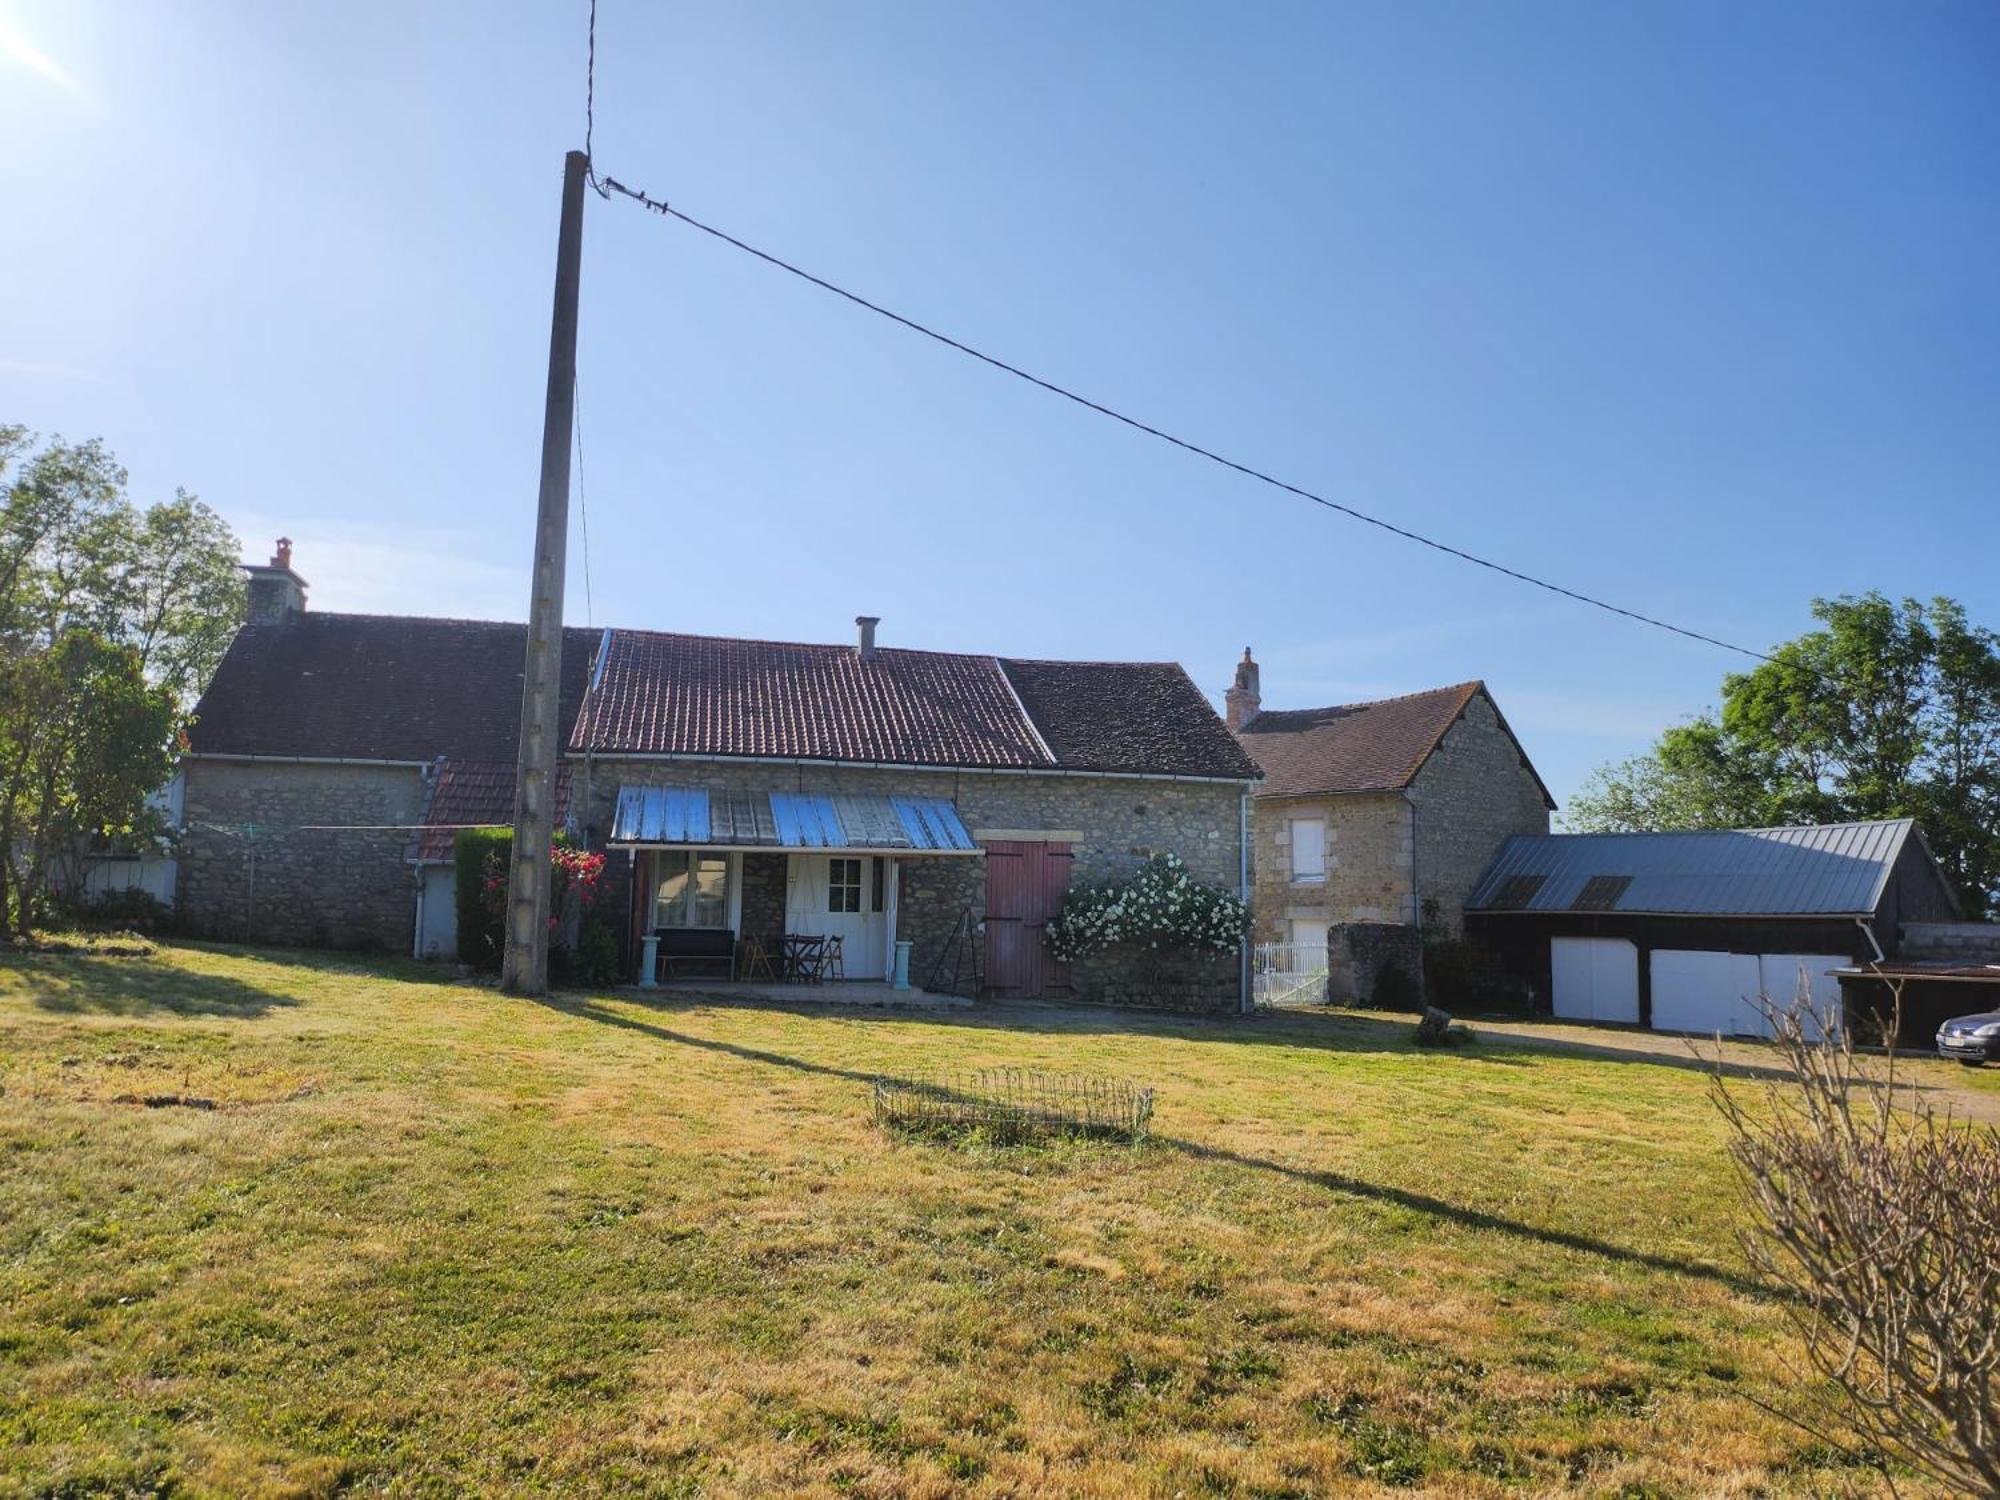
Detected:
[1489,874,1546,910]
[1571,874,1633,912]
[1289,817,1326,882]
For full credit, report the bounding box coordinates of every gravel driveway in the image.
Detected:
[1342,1008,2000,1126]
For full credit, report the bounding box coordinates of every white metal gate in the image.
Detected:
[1253,943,1331,1009]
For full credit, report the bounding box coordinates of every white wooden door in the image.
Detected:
[1550,938,1639,1023]
[1649,949,1760,1035]
[787,854,887,979]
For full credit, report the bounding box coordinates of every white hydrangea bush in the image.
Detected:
[1045,852,1249,962]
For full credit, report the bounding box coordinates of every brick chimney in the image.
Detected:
[243,537,308,621]
[1225,646,1260,731]
[855,615,880,661]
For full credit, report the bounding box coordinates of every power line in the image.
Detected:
[579,3,1781,671]
[595,174,1783,669]
[584,0,599,182]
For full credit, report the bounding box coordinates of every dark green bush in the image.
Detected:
[79,887,171,932]
[1371,960,1421,1011]
[556,912,622,988]
[1421,937,1533,1014]
[453,827,512,974]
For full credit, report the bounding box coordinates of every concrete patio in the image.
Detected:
[637,977,973,1010]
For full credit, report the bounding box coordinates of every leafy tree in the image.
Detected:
[0,429,244,931]
[1569,595,2000,914]
[0,632,178,933]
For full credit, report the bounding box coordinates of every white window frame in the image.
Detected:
[1288,817,1327,884]
[827,856,864,914]
[650,849,737,930]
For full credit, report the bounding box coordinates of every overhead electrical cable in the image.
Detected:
[579,2,1786,672]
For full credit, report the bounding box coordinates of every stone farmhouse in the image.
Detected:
[1224,650,1553,977]
[176,546,1260,1008]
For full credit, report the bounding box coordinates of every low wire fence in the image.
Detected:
[1253,942,1331,1009]
[872,1067,1155,1144]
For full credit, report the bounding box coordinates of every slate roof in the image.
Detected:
[1466,819,1929,917]
[411,759,573,864]
[1235,680,1546,802]
[571,628,1258,779]
[187,614,597,763]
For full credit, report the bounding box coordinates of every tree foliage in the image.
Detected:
[0,427,243,932]
[1568,594,2000,914]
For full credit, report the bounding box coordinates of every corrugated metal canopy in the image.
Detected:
[1466,819,1918,917]
[610,785,977,853]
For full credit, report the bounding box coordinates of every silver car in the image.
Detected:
[1936,1011,2000,1066]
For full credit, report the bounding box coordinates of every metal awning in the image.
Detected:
[610,785,978,853]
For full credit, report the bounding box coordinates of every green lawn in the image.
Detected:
[0,943,1923,1497]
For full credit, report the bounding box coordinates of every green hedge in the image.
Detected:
[453,827,513,974]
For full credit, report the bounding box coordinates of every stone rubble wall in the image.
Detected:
[177,759,426,951]
[1406,692,1551,937]
[1249,790,1414,945]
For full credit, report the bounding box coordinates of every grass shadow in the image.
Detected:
[541,990,1773,1299]
[5,952,300,1019]
[166,939,462,989]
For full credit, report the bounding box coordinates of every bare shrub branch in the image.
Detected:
[1712,974,2000,1495]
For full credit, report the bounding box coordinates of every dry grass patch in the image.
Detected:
[0,943,1960,1496]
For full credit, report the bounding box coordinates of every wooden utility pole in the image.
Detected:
[501,149,589,996]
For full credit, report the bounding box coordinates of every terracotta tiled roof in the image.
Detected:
[574,630,1047,766]
[411,759,573,864]
[1000,660,1260,779]
[188,614,597,763]
[1235,680,1493,798]
[190,614,1255,782]
[570,629,1256,779]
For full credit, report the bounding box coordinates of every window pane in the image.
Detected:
[691,855,728,928]
[653,850,691,928]
[828,858,861,914]
[1290,818,1326,880]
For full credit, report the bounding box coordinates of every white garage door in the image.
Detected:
[1551,938,1640,1023]
[1650,950,1759,1035]
[1749,954,1847,1041]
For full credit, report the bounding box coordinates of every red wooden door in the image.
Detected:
[983,840,1075,999]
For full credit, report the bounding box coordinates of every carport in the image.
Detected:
[1464,818,1962,1037]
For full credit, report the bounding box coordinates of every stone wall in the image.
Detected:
[1076,949,1240,1012]
[1406,691,1551,937]
[177,759,427,950]
[1248,790,1414,945]
[577,759,1247,1008]
[740,853,787,939]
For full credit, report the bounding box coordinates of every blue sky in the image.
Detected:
[4,0,1996,810]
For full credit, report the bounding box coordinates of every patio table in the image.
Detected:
[780,933,828,984]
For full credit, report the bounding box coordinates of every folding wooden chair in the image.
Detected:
[739,934,778,982]
[821,934,845,982]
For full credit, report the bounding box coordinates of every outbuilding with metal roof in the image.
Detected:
[1463,819,1962,1037]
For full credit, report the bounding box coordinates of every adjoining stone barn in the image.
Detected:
[176,544,1261,1010]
